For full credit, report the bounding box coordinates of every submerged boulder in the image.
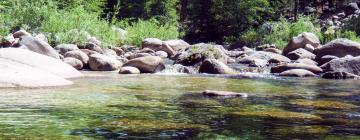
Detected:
[279,69,316,77]
[123,56,165,73]
[315,39,360,61]
[202,90,248,98]
[199,59,237,74]
[283,32,321,56]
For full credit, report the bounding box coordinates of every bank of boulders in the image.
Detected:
[2,29,360,83]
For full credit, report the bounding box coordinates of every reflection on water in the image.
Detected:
[0,71,359,139]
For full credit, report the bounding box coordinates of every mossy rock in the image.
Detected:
[289,99,358,110]
[271,125,331,135]
[102,118,209,133]
[229,106,322,121]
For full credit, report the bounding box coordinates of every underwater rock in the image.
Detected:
[102,118,209,133]
[289,99,358,110]
[229,109,322,121]
[202,90,248,98]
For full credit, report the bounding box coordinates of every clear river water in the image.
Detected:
[1,71,360,139]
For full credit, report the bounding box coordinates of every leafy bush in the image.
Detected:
[0,0,121,47]
[345,16,360,37]
[117,19,180,46]
[41,6,120,46]
[261,16,322,49]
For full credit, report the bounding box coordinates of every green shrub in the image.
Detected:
[261,16,322,49]
[0,0,121,47]
[41,6,120,46]
[346,16,360,36]
[117,19,179,46]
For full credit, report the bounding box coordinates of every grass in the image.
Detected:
[0,0,180,48]
[117,19,180,46]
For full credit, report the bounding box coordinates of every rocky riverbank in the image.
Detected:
[1,29,360,88]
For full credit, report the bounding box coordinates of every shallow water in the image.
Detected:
[1,72,360,139]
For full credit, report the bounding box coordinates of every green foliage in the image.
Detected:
[0,0,121,46]
[345,16,360,37]
[41,6,120,46]
[117,19,179,46]
[181,0,274,44]
[260,16,322,49]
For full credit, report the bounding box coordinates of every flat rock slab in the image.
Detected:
[0,48,83,88]
[0,48,82,78]
[202,90,248,98]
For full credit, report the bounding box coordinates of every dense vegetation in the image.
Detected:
[0,0,359,48]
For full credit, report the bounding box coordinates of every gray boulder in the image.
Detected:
[199,59,237,74]
[64,50,89,65]
[55,44,79,55]
[321,56,360,76]
[0,48,83,87]
[286,48,315,60]
[271,63,323,74]
[123,56,165,73]
[63,57,83,70]
[19,36,60,59]
[322,71,360,79]
[89,54,122,71]
[283,32,321,55]
[315,39,360,61]
[142,38,176,56]
[119,66,140,74]
[164,39,190,52]
[279,69,316,77]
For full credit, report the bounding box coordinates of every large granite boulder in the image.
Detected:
[142,38,176,56]
[271,63,323,74]
[283,32,321,56]
[123,56,165,73]
[279,69,316,77]
[286,48,315,60]
[55,44,79,55]
[238,51,290,65]
[321,56,360,76]
[0,48,83,87]
[163,39,190,52]
[0,48,82,78]
[19,36,61,59]
[315,39,360,61]
[199,59,237,74]
[175,43,229,66]
[89,53,122,71]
